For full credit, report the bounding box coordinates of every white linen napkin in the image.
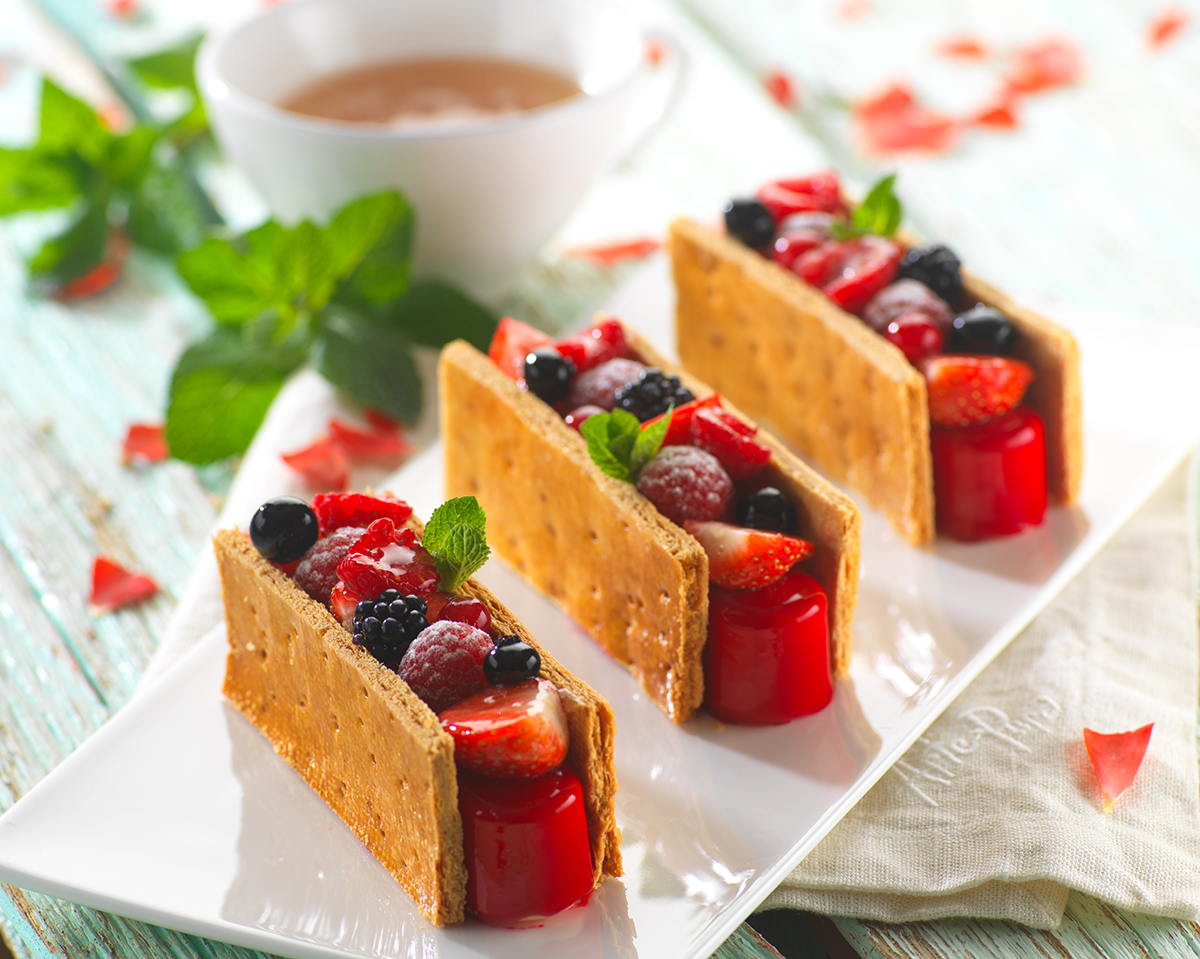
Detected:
[759,456,1200,928]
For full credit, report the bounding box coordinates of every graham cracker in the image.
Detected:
[669,217,1082,545]
[438,328,860,722]
[215,526,621,927]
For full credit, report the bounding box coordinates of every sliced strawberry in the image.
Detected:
[1084,723,1153,812]
[329,582,360,629]
[553,315,632,373]
[771,228,827,271]
[755,171,846,222]
[313,491,414,536]
[796,236,904,316]
[683,520,814,590]
[646,393,724,446]
[281,435,349,490]
[689,406,771,479]
[328,417,413,462]
[488,316,554,381]
[337,517,440,598]
[89,555,158,614]
[922,354,1034,427]
[439,678,569,778]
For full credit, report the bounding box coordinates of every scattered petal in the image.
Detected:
[1002,37,1085,95]
[56,232,128,301]
[1148,6,1189,51]
[763,69,800,109]
[836,0,873,21]
[566,238,662,265]
[107,0,137,18]
[645,38,667,66]
[89,555,158,614]
[854,82,959,155]
[328,417,414,463]
[936,35,991,60]
[281,434,350,490]
[969,94,1021,129]
[1084,723,1153,812]
[121,423,169,465]
[365,408,401,434]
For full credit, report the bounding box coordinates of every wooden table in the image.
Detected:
[1,0,1198,957]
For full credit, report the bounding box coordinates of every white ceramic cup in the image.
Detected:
[197,0,658,301]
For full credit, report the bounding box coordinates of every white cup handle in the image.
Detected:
[608,29,686,168]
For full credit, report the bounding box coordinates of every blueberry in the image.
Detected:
[523,347,576,404]
[735,487,796,534]
[722,198,775,250]
[949,306,1016,355]
[249,496,319,564]
[484,634,541,685]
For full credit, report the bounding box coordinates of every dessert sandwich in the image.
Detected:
[670,171,1083,545]
[215,491,621,927]
[439,315,861,726]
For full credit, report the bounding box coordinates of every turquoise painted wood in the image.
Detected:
[1,0,1198,956]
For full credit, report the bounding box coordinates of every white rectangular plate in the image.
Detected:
[2,257,1199,959]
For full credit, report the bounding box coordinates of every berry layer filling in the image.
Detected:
[487,316,834,724]
[722,170,1049,542]
[247,491,596,924]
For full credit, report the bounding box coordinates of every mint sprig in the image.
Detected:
[830,173,903,240]
[166,191,497,463]
[580,408,672,483]
[422,496,491,593]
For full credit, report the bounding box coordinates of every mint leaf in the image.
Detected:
[29,189,112,286]
[126,153,219,254]
[39,79,110,167]
[128,35,203,91]
[381,278,497,352]
[0,148,82,213]
[313,303,422,424]
[326,191,414,307]
[581,408,669,483]
[176,221,287,323]
[832,173,903,240]
[165,325,304,463]
[422,496,490,593]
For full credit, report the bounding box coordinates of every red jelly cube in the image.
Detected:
[931,406,1047,541]
[458,766,594,926]
[704,568,832,725]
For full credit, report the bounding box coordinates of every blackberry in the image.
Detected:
[523,347,576,404]
[897,243,963,308]
[614,369,694,422]
[949,306,1017,355]
[736,487,797,534]
[249,496,319,565]
[484,634,541,685]
[722,198,775,250]
[352,589,429,667]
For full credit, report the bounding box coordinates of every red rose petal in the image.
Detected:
[1002,37,1085,95]
[328,417,413,463]
[1148,6,1189,51]
[281,434,350,490]
[854,82,959,155]
[121,423,169,465]
[1083,723,1153,812]
[936,35,991,60]
[567,238,662,265]
[763,70,800,109]
[364,408,400,434]
[645,38,667,66]
[836,0,872,21]
[969,94,1021,129]
[89,555,158,614]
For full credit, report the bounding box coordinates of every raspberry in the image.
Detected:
[293,525,367,605]
[312,491,413,536]
[353,589,429,668]
[636,445,734,524]
[566,358,646,411]
[614,369,695,422]
[336,518,441,599]
[861,278,954,334]
[400,620,495,712]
